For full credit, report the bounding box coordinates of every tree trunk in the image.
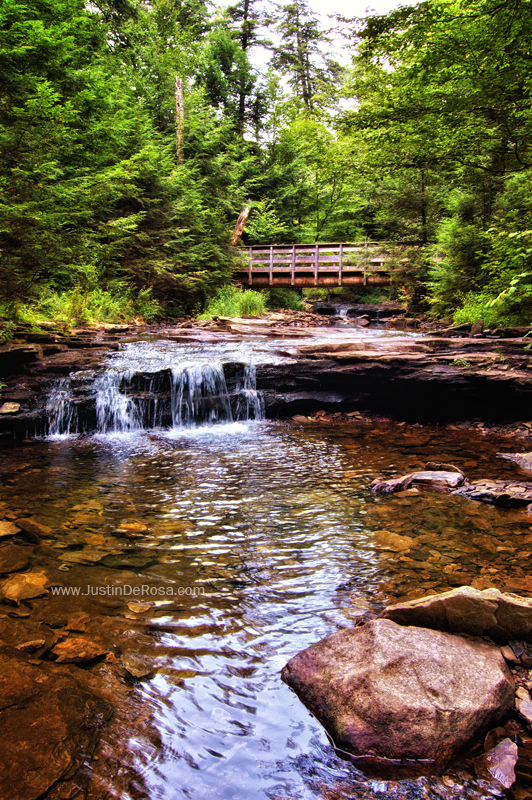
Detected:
[231,206,251,245]
[174,77,184,162]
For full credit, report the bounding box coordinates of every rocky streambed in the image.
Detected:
[2,318,532,799]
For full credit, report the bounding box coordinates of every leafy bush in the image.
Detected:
[266,288,304,310]
[0,285,161,328]
[200,286,267,318]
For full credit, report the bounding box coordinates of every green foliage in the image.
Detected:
[0,285,161,327]
[200,285,266,317]
[266,288,304,310]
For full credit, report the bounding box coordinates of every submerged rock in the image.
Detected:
[0,653,112,800]
[381,586,532,642]
[51,637,108,664]
[281,618,513,777]
[0,571,49,603]
[0,543,31,574]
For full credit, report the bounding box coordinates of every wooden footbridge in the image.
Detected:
[236,242,410,288]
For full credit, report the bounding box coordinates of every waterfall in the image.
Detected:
[171,364,233,427]
[44,361,264,435]
[95,369,141,433]
[233,364,265,422]
[46,378,78,436]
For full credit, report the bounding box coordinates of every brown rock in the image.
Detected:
[474,738,518,789]
[65,612,90,632]
[0,520,20,539]
[0,571,49,603]
[516,687,532,726]
[16,639,46,653]
[122,653,155,680]
[0,544,31,573]
[371,470,465,495]
[373,529,414,551]
[425,461,464,474]
[51,637,107,663]
[282,619,514,776]
[470,318,484,336]
[382,586,532,642]
[453,479,532,506]
[15,518,52,538]
[0,653,111,800]
[0,402,20,414]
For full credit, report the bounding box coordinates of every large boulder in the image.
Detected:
[382,586,532,642]
[281,619,514,776]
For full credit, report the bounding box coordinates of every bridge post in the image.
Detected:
[339,243,343,286]
[291,245,295,286]
[248,247,253,286]
[269,246,273,285]
[314,243,319,286]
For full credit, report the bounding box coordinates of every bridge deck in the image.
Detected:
[236,243,406,288]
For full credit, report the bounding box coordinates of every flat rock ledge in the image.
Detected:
[370,469,532,506]
[382,585,532,642]
[282,618,514,777]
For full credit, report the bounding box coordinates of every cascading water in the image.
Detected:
[95,369,142,433]
[233,364,265,421]
[171,363,233,427]
[45,359,264,435]
[46,377,78,436]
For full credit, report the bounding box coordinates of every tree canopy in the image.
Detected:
[2,0,532,325]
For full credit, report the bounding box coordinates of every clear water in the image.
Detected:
[1,411,528,799]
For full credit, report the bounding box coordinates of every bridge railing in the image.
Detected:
[237,242,407,287]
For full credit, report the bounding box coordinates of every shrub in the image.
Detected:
[267,288,304,311]
[200,286,266,318]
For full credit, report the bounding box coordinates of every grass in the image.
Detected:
[200,286,267,318]
[0,285,161,330]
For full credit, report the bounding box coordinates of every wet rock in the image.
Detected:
[0,520,20,538]
[0,543,31,573]
[373,529,414,551]
[382,586,532,642]
[122,653,155,680]
[65,612,90,632]
[370,470,465,495]
[51,637,108,664]
[452,479,532,506]
[0,402,20,414]
[425,461,464,474]
[516,687,532,727]
[15,517,52,538]
[0,571,49,603]
[282,618,514,776]
[16,639,46,653]
[499,451,532,472]
[474,738,518,789]
[0,653,111,800]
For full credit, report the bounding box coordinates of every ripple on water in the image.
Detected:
[0,421,524,799]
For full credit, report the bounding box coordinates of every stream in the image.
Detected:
[1,331,531,800]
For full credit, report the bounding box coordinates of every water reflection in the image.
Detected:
[0,421,529,798]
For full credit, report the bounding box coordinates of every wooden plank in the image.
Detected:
[248,247,253,286]
[269,246,273,286]
[314,244,319,286]
[291,245,295,286]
